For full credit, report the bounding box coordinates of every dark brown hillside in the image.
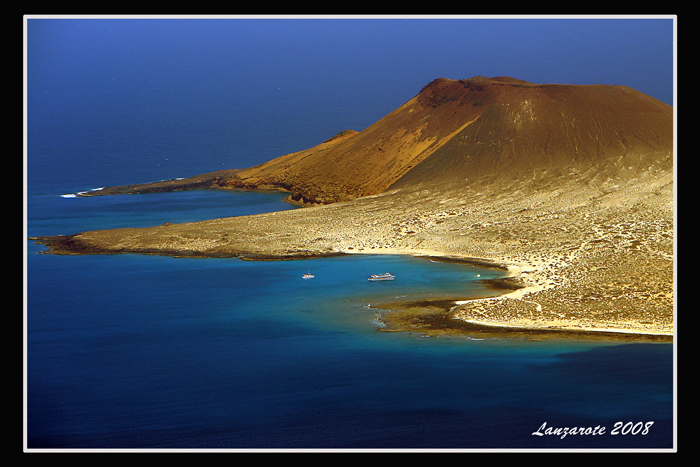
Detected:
[391,77,673,190]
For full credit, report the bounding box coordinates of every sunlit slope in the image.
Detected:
[226,77,493,203]
[228,76,672,203]
[91,76,672,203]
[391,77,673,190]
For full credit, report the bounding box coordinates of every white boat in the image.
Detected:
[302,264,314,279]
[368,272,395,281]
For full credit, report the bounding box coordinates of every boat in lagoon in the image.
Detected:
[302,263,314,279]
[368,272,395,281]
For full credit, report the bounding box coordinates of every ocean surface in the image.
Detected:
[25,18,674,450]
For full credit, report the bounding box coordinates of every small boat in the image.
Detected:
[302,263,314,279]
[368,272,395,281]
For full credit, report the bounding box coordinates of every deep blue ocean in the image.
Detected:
[25,18,674,450]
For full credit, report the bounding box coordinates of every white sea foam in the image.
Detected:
[60,187,103,198]
[371,313,387,328]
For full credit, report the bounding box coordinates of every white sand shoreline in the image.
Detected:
[456,316,674,337]
[344,249,673,339]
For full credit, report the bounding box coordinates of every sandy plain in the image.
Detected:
[32,159,674,341]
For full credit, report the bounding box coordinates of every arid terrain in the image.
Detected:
[31,77,675,340]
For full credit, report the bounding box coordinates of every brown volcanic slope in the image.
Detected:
[227,76,672,203]
[390,76,672,189]
[92,76,672,204]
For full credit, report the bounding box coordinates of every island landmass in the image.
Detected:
[30,77,674,340]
